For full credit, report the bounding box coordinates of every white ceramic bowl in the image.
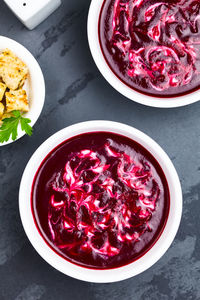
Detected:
[0,36,45,146]
[19,121,182,283]
[87,0,200,108]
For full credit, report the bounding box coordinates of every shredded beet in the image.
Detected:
[99,0,200,97]
[49,145,159,256]
[32,132,169,268]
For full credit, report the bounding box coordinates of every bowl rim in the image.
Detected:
[19,121,182,283]
[0,35,45,146]
[87,0,200,108]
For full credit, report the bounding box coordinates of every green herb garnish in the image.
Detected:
[0,110,33,143]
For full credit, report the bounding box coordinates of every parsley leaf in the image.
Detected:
[12,110,21,118]
[20,117,32,136]
[0,110,33,143]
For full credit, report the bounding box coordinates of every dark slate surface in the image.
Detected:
[0,1,200,299]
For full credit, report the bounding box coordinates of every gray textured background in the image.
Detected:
[0,1,200,299]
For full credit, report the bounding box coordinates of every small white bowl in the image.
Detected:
[19,121,182,283]
[87,0,200,108]
[0,36,45,146]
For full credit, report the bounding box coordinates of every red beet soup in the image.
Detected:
[31,132,170,269]
[99,0,200,97]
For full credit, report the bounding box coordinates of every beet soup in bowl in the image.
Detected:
[88,0,200,108]
[19,121,182,283]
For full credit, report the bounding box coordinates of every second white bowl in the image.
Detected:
[87,0,200,108]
